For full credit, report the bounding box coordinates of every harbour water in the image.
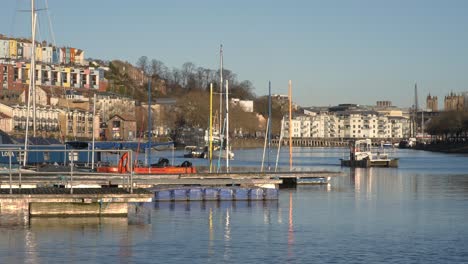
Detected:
[1,147,468,263]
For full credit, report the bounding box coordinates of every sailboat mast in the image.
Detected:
[219,44,223,136]
[24,0,37,166]
[288,80,293,171]
[91,94,96,169]
[209,83,213,172]
[32,0,37,137]
[414,83,418,137]
[147,78,152,166]
[267,81,272,171]
[225,80,229,173]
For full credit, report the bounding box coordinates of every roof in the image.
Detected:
[0,130,17,144]
[0,113,11,118]
[109,114,136,121]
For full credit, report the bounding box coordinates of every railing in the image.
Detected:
[0,148,134,194]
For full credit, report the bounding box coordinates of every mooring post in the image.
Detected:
[18,147,22,190]
[9,153,12,194]
[18,165,22,190]
[70,150,74,194]
[130,150,134,194]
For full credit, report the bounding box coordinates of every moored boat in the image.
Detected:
[340,139,398,168]
[97,152,197,174]
[183,146,207,158]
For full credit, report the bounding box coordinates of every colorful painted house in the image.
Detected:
[22,42,32,60]
[63,67,71,87]
[16,42,24,59]
[42,46,53,64]
[9,39,17,59]
[65,48,71,64]
[52,47,60,64]
[0,39,9,59]
[70,48,75,64]
[59,48,66,64]
[75,49,85,65]
[35,45,43,62]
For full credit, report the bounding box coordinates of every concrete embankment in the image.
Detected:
[230,138,349,148]
[230,138,264,148]
[414,142,468,153]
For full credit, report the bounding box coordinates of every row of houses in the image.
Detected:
[0,102,98,140]
[0,86,172,141]
[0,36,85,66]
[0,100,140,141]
[282,104,411,139]
[0,60,107,92]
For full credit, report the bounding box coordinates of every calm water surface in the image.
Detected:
[1,148,468,263]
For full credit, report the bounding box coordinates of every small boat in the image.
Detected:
[381,141,393,149]
[296,177,330,185]
[183,146,207,158]
[211,147,234,160]
[340,139,398,168]
[398,138,416,149]
[97,153,197,174]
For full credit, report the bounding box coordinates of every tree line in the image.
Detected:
[426,111,468,140]
[103,56,295,137]
[135,56,255,100]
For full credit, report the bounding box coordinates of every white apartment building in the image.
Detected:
[231,98,254,113]
[283,110,410,139]
[283,118,302,137]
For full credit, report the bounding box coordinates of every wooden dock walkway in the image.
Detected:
[0,170,341,188]
[0,170,341,219]
[0,187,153,218]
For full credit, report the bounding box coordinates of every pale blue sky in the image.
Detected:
[1,0,468,108]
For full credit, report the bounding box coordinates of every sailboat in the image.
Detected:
[211,94,235,161]
[211,45,234,161]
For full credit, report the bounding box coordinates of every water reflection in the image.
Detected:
[24,229,38,264]
[288,192,294,260]
[224,208,231,261]
[346,166,468,200]
[208,208,214,257]
[1,148,468,263]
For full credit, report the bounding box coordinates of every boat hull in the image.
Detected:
[133,166,197,174]
[96,166,196,174]
[340,158,398,168]
[296,177,329,185]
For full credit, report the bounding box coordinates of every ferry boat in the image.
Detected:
[340,139,398,168]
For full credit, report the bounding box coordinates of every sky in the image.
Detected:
[1,0,468,109]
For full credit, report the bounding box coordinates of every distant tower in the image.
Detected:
[412,83,418,137]
[444,92,465,111]
[426,93,438,112]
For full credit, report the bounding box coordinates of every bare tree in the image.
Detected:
[171,68,182,87]
[136,56,149,75]
[150,59,166,78]
[181,62,196,88]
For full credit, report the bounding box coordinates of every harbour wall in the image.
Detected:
[414,141,468,153]
[231,138,401,148]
